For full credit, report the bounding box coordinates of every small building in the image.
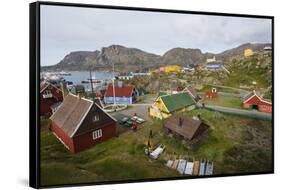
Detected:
[149,92,196,119]
[206,62,222,70]
[131,72,151,77]
[49,93,117,153]
[243,90,272,113]
[244,48,253,57]
[164,65,182,73]
[159,67,165,73]
[206,56,216,63]
[117,74,133,80]
[263,46,272,56]
[104,81,138,104]
[163,114,208,140]
[205,88,218,98]
[70,85,85,94]
[40,81,63,116]
[182,67,195,72]
[264,46,272,52]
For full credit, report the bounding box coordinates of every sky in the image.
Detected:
[40,5,272,66]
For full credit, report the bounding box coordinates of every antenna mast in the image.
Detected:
[112,61,116,105]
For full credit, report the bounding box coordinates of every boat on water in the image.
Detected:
[59,71,71,76]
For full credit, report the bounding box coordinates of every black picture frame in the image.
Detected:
[30,1,274,188]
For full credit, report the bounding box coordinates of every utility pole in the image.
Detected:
[112,61,116,105]
[89,66,95,101]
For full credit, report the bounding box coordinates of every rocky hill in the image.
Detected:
[217,43,271,60]
[162,48,205,66]
[43,43,271,72]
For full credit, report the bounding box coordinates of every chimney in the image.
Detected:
[60,80,68,99]
[178,117,183,127]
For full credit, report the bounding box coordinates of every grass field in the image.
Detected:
[203,96,243,109]
[200,85,241,94]
[40,108,272,186]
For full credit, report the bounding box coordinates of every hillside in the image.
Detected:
[42,43,271,72]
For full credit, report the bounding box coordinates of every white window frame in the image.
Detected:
[43,90,51,95]
[92,129,102,140]
[93,114,100,122]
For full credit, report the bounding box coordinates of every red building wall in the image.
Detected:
[50,122,116,153]
[40,86,63,116]
[243,95,272,113]
[50,122,75,153]
[73,123,116,153]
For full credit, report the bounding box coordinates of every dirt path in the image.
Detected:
[203,104,272,120]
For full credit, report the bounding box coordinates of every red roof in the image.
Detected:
[243,91,271,106]
[105,84,135,97]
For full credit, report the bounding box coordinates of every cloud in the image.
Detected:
[40,5,272,66]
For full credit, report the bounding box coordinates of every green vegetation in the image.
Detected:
[199,85,240,94]
[203,96,243,109]
[183,109,272,174]
[224,55,272,89]
[143,93,158,99]
[41,108,272,185]
[40,120,179,186]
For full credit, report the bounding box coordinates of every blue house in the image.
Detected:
[206,62,222,70]
[104,81,138,104]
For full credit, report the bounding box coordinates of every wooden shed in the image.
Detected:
[163,114,208,140]
[49,93,117,153]
[243,91,272,113]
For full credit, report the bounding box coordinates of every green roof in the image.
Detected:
[160,92,195,113]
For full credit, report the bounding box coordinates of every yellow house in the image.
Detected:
[149,92,196,119]
[244,49,253,57]
[164,65,181,73]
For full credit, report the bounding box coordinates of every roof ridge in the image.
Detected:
[159,91,187,98]
[40,80,62,93]
[70,100,94,137]
[60,96,81,128]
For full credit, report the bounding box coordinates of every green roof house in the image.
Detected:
[149,92,196,119]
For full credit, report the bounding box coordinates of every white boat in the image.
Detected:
[59,71,71,76]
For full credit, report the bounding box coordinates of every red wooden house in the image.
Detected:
[49,93,117,153]
[243,91,272,113]
[40,81,63,116]
[205,88,218,98]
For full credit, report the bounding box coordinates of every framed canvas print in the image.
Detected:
[29,1,274,188]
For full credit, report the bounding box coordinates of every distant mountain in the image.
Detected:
[161,48,205,66]
[42,43,271,72]
[217,43,271,60]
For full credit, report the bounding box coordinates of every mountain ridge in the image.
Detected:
[42,43,271,72]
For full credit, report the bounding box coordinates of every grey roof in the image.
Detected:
[164,114,207,140]
[50,93,93,137]
[243,91,255,102]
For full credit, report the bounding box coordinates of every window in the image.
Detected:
[92,129,102,140]
[43,90,51,95]
[92,114,100,122]
[42,90,53,98]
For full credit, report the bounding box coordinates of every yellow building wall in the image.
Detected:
[149,99,195,119]
[149,99,170,119]
[244,49,253,57]
[164,65,181,73]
